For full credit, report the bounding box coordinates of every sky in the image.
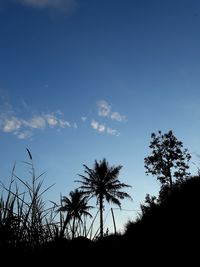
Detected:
[1,0,200,233]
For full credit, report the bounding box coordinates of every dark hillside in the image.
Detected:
[1,176,199,265]
[124,176,200,263]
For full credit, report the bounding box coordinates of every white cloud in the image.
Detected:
[24,116,46,129]
[110,111,126,122]
[98,124,106,133]
[45,114,58,127]
[59,119,71,128]
[91,120,108,134]
[97,100,127,122]
[107,127,120,136]
[97,100,111,118]
[0,91,79,139]
[17,130,32,140]
[0,94,125,139]
[91,120,99,130]
[3,117,21,132]
[91,120,105,133]
[0,102,75,139]
[15,0,77,12]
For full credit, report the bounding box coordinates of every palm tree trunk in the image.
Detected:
[99,195,103,239]
[111,208,117,235]
[60,213,70,238]
[83,215,87,237]
[72,216,76,239]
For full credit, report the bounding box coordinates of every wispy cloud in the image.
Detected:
[0,98,74,139]
[110,111,126,122]
[3,117,21,132]
[91,120,119,136]
[107,127,120,136]
[97,100,111,117]
[91,120,105,133]
[91,120,98,130]
[59,119,71,128]
[15,0,77,12]
[0,92,126,139]
[97,100,127,122]
[98,124,106,133]
[45,114,58,127]
[90,100,127,136]
[16,130,32,140]
[24,116,46,129]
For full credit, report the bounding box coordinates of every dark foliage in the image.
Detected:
[76,158,132,238]
[1,147,199,265]
[144,130,191,189]
[124,175,200,264]
[3,175,199,265]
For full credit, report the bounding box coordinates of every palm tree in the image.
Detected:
[57,189,92,239]
[76,158,132,239]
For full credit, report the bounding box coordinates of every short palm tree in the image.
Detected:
[76,158,132,239]
[57,189,92,239]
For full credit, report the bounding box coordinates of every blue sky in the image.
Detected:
[1,0,200,232]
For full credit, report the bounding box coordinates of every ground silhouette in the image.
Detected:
[2,175,199,265]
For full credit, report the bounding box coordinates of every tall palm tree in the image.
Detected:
[76,158,132,239]
[57,189,92,239]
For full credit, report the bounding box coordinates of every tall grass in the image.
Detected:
[0,149,111,253]
[0,149,58,251]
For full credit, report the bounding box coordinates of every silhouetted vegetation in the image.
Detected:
[76,158,132,238]
[124,175,200,264]
[144,130,191,190]
[57,189,92,239]
[0,151,60,264]
[0,131,199,264]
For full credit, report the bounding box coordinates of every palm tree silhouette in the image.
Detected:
[58,189,92,239]
[76,158,132,239]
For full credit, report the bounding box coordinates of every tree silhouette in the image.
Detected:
[144,130,191,190]
[76,158,132,239]
[58,189,92,239]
